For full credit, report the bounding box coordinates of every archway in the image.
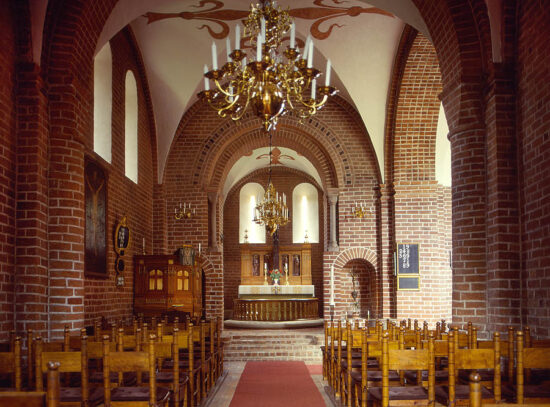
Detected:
[340,259,377,319]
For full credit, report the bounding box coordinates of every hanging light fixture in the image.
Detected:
[253,132,290,234]
[198,0,337,131]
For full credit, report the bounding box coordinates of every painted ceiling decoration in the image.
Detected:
[143,0,394,41]
[256,147,295,165]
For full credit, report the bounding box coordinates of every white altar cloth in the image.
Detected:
[238,285,315,297]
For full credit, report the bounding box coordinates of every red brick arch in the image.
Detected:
[197,254,223,320]
[329,247,381,319]
[174,102,374,196]
[332,247,377,270]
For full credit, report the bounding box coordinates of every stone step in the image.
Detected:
[222,328,324,362]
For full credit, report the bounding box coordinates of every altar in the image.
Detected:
[238,284,315,298]
[234,244,319,321]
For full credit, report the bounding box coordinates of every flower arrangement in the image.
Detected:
[269,269,283,281]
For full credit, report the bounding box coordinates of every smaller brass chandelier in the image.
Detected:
[253,133,290,234]
[352,202,370,219]
[174,202,195,220]
[198,0,337,131]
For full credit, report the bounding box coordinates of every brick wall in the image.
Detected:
[83,28,155,327]
[391,34,452,326]
[0,2,17,340]
[222,167,325,314]
[517,2,550,337]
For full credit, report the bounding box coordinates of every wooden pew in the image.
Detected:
[102,334,170,407]
[0,361,60,407]
[0,336,22,391]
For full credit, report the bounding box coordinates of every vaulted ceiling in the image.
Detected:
[30,0,453,186]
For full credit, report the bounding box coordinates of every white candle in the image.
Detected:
[235,24,241,49]
[307,41,314,67]
[303,36,311,60]
[198,243,201,253]
[211,42,218,70]
[261,17,266,43]
[325,59,331,86]
[226,37,232,62]
[203,65,209,90]
[142,237,145,249]
[257,34,262,61]
[290,22,295,48]
[229,85,234,102]
[311,79,316,99]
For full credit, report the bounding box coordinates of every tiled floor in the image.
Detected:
[206,362,335,407]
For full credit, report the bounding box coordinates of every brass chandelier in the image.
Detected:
[198,0,337,131]
[253,132,289,235]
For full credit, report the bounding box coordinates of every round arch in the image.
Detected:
[328,247,381,319]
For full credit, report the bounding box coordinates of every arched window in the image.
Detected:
[125,71,138,183]
[177,270,190,291]
[239,183,266,243]
[292,183,319,243]
[148,269,163,291]
[93,43,112,162]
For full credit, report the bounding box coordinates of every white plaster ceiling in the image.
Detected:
[95,0,432,183]
[223,146,322,198]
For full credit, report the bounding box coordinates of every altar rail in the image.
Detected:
[233,298,319,321]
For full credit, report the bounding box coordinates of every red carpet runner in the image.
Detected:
[229,361,326,407]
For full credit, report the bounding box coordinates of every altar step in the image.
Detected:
[222,328,324,363]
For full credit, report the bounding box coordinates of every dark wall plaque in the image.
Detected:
[85,159,107,277]
[397,243,419,274]
[398,276,420,290]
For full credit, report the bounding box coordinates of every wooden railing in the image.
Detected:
[233,298,319,321]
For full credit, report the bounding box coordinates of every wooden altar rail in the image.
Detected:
[233,298,319,321]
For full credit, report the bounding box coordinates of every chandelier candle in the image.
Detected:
[325,60,331,86]
[203,65,209,90]
[211,42,218,70]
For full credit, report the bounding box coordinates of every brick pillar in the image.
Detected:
[14,63,49,336]
[445,87,488,331]
[208,191,220,252]
[484,65,520,331]
[47,75,86,338]
[377,183,396,319]
[152,183,167,254]
[327,189,339,252]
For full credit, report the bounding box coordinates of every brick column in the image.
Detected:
[14,62,50,336]
[484,65,520,331]
[152,183,167,254]
[444,80,488,331]
[47,74,86,338]
[377,183,396,319]
[327,189,339,252]
[208,191,220,252]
